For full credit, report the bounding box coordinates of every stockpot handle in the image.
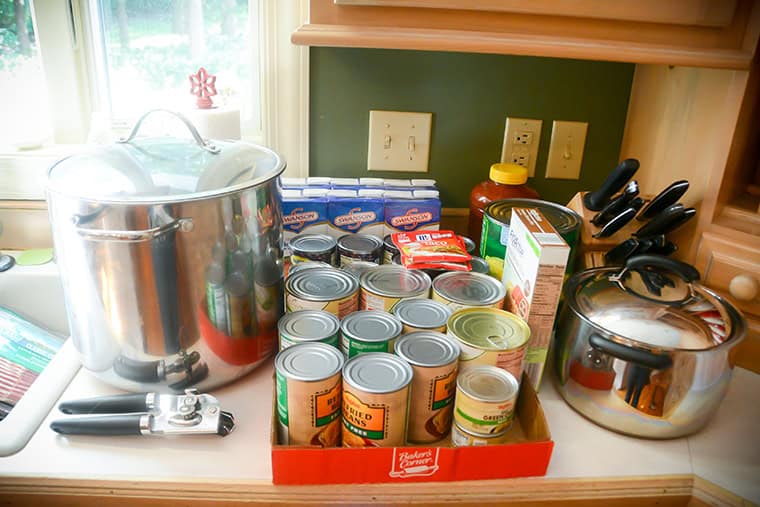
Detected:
[588,334,673,370]
[75,218,194,242]
[118,109,221,155]
[621,255,700,283]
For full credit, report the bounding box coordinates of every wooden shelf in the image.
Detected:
[293,0,760,70]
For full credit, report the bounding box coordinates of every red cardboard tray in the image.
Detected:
[271,374,554,485]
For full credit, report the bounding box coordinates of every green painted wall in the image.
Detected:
[310,48,634,208]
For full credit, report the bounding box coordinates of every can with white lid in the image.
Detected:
[394,332,459,443]
[392,298,452,334]
[447,307,530,380]
[278,310,340,351]
[285,268,359,319]
[432,271,506,311]
[454,365,519,435]
[342,352,413,447]
[340,310,403,358]
[275,342,345,446]
[359,265,431,312]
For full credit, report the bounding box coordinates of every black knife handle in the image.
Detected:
[583,159,640,211]
[58,394,149,415]
[592,207,637,238]
[50,414,146,436]
[637,180,690,221]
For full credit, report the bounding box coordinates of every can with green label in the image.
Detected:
[339,310,402,358]
[480,198,581,279]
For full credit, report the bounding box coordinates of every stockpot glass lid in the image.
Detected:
[45,110,285,203]
[565,256,742,351]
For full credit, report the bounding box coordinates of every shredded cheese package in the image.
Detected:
[391,230,472,267]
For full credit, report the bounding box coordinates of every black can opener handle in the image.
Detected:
[50,414,147,436]
[58,393,151,415]
[583,159,640,211]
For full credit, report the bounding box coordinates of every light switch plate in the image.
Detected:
[500,117,542,177]
[367,110,432,172]
[545,120,588,180]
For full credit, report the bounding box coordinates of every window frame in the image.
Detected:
[0,0,309,201]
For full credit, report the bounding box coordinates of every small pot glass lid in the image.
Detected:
[46,111,285,203]
[567,269,734,351]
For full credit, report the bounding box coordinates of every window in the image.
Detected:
[0,0,53,149]
[0,0,308,201]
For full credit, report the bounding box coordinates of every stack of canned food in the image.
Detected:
[288,232,490,279]
[276,253,533,448]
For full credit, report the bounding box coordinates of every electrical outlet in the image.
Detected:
[501,117,542,177]
[367,110,432,172]
[545,120,588,180]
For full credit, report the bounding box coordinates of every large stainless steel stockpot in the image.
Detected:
[554,255,745,439]
[45,110,286,392]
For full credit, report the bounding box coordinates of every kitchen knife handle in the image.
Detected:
[625,255,700,283]
[637,180,690,221]
[592,207,637,238]
[589,334,672,370]
[50,414,148,436]
[58,394,151,415]
[583,159,640,211]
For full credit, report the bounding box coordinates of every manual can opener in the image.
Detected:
[50,389,235,437]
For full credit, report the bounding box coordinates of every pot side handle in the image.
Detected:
[588,334,673,370]
[74,218,194,242]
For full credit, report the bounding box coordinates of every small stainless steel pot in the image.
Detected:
[554,255,745,438]
[45,110,286,392]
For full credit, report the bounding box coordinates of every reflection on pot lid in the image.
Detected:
[568,269,737,351]
[46,111,285,203]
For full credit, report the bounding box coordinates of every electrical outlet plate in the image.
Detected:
[367,110,432,172]
[545,120,588,180]
[500,117,542,177]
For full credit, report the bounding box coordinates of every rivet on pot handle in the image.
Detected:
[118,109,221,155]
[74,218,194,242]
[588,334,673,370]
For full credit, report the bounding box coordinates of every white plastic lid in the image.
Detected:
[358,189,385,197]
[413,190,440,198]
[331,178,359,186]
[281,189,302,198]
[307,177,331,185]
[383,179,412,187]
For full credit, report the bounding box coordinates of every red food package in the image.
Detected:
[392,230,472,265]
[405,261,472,272]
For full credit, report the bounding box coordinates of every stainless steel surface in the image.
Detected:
[359,265,431,298]
[275,342,344,382]
[342,352,413,394]
[554,258,746,438]
[119,109,221,154]
[394,331,459,367]
[45,119,286,393]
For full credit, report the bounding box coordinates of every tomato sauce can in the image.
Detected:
[392,298,452,334]
[394,332,459,443]
[359,265,431,312]
[432,271,506,311]
[342,352,413,447]
[447,307,530,380]
[275,342,345,447]
[337,234,384,266]
[454,365,519,435]
[278,310,341,351]
[289,234,337,266]
[285,268,359,319]
[340,310,402,358]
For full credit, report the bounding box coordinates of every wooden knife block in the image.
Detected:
[566,191,653,269]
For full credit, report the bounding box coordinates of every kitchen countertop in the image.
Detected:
[0,345,758,505]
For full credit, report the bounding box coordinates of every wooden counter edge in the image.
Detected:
[0,474,750,506]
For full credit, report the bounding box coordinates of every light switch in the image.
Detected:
[545,120,588,180]
[368,110,432,172]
